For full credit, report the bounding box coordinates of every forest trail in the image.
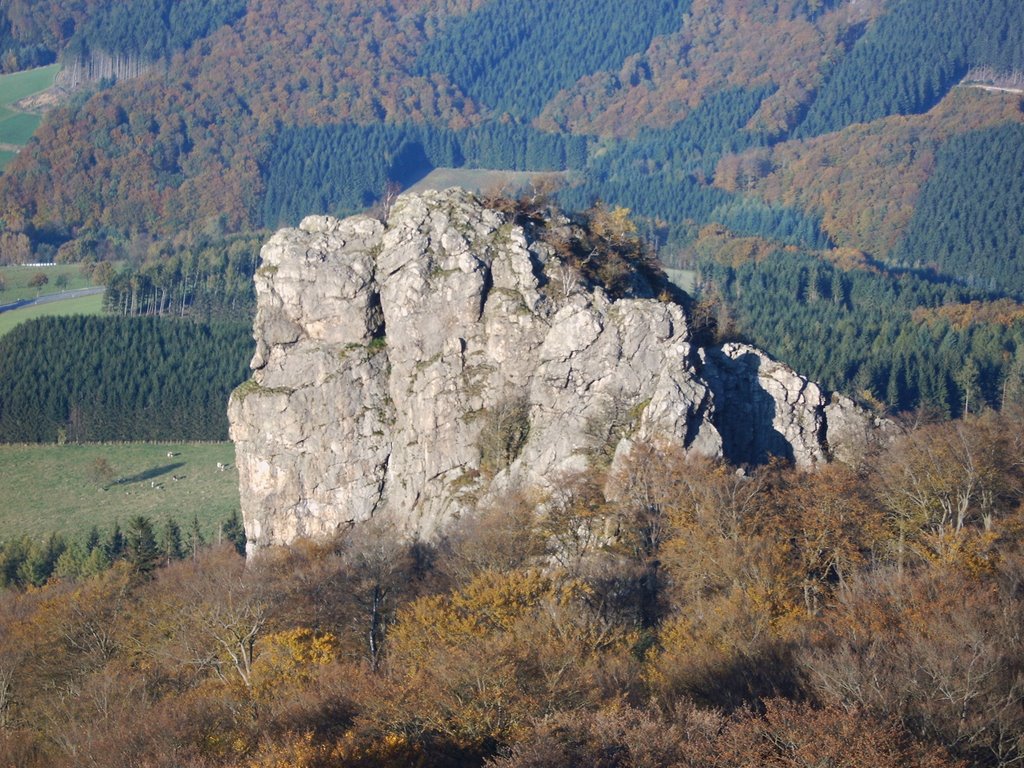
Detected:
[959,83,1024,95]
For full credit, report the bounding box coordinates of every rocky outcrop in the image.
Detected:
[229,189,889,553]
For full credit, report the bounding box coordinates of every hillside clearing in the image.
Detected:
[407,167,568,196]
[0,264,95,302]
[0,64,61,107]
[0,442,239,542]
[0,63,61,170]
[0,293,104,336]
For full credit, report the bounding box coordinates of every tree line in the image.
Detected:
[415,0,690,119]
[0,510,245,589]
[102,229,263,322]
[697,243,1024,416]
[261,121,588,227]
[0,408,1022,766]
[797,0,1024,136]
[894,122,1024,295]
[0,315,252,443]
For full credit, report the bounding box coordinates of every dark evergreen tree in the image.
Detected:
[125,516,160,575]
[220,511,246,557]
[160,518,184,565]
[105,521,125,562]
[187,513,205,561]
[84,525,101,553]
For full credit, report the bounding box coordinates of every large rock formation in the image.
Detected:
[229,189,889,553]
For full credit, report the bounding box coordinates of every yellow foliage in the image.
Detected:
[912,299,1024,330]
[247,732,323,768]
[327,731,428,768]
[589,202,638,243]
[372,569,634,749]
[391,569,585,659]
[252,627,339,700]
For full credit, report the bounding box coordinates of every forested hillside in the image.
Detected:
[0,0,1023,418]
[261,121,586,226]
[2,2,1024,762]
[416,0,690,119]
[894,122,1024,293]
[0,316,251,442]
[796,0,1024,136]
[716,88,1024,261]
[697,242,1024,416]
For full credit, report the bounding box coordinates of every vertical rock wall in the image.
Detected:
[229,190,889,552]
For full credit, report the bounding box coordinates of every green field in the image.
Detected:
[665,268,697,293]
[0,264,94,301]
[0,63,60,167]
[0,293,104,336]
[407,167,568,196]
[0,63,60,106]
[0,442,239,542]
[0,111,40,144]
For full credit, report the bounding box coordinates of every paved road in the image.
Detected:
[0,286,104,314]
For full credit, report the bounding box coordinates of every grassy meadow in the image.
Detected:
[0,264,104,336]
[0,293,104,336]
[407,167,567,195]
[665,268,697,293]
[0,64,60,106]
[0,63,60,170]
[0,111,41,144]
[0,264,95,302]
[0,442,240,542]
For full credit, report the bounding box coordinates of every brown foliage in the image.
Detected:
[719,89,1024,259]
[871,410,1024,572]
[490,699,958,768]
[3,412,1024,766]
[802,561,1024,767]
[912,299,1024,330]
[538,0,882,137]
[713,699,961,768]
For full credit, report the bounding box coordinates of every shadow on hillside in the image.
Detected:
[119,463,185,485]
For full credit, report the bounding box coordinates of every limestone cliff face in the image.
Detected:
[229,189,889,553]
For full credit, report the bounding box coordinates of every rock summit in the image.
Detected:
[229,189,887,553]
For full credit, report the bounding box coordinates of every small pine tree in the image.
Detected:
[0,539,29,589]
[187,514,205,560]
[125,516,160,574]
[17,534,66,587]
[53,543,85,581]
[160,518,184,565]
[80,546,111,578]
[85,525,101,553]
[221,510,246,557]
[106,521,125,561]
